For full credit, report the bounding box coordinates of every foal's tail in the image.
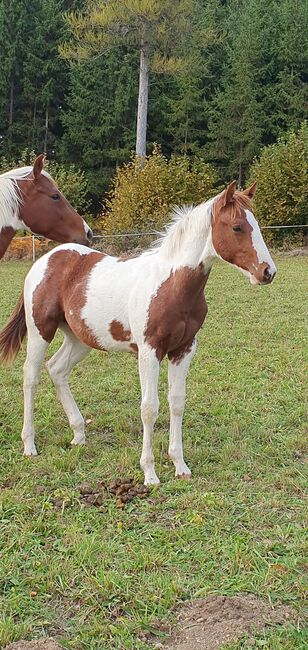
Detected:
[0,292,27,364]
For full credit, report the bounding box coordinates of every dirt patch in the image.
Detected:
[160,594,296,649]
[78,477,148,509]
[4,639,62,650]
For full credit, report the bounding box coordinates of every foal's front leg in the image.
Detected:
[168,341,196,478]
[138,345,160,485]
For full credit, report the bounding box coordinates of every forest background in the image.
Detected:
[0,0,307,240]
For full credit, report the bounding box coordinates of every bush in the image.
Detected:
[249,122,308,244]
[100,146,219,237]
[0,149,91,215]
[3,236,52,261]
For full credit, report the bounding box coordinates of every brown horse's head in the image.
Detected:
[17,155,92,245]
[211,181,276,285]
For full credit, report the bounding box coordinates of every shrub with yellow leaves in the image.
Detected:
[249,122,307,244]
[99,146,219,241]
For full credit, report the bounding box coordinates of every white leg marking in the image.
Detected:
[22,332,49,456]
[47,329,89,446]
[168,342,196,478]
[138,345,160,485]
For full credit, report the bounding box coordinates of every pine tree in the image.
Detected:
[206,0,308,184]
[60,0,199,161]
[60,48,137,196]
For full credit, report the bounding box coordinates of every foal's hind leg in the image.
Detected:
[168,341,196,478]
[46,327,89,446]
[22,330,49,456]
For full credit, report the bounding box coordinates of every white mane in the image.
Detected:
[0,166,51,231]
[155,197,214,260]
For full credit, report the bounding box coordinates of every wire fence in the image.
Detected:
[3,223,308,262]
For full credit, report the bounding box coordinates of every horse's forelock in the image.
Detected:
[212,191,253,222]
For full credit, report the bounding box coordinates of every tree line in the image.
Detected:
[0,0,306,209]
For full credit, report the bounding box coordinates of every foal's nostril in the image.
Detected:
[87,228,93,242]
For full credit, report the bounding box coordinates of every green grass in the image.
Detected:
[0,257,307,649]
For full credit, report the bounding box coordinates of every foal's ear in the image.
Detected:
[222,181,237,206]
[242,181,257,199]
[32,154,45,180]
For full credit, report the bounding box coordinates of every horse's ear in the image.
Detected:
[242,181,257,199]
[222,181,237,206]
[32,154,45,179]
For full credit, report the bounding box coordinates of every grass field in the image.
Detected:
[0,257,307,649]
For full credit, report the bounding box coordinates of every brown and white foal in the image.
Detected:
[0,181,276,485]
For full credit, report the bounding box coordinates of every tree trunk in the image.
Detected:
[238,141,243,188]
[43,102,49,153]
[136,42,149,162]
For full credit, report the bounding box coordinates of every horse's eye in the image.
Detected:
[232,225,242,232]
[51,193,60,201]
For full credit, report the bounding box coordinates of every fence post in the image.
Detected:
[32,235,36,263]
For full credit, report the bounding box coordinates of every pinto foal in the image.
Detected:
[0,181,276,485]
[0,154,92,259]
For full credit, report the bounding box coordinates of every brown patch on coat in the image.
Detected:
[32,250,105,347]
[144,265,210,362]
[109,320,131,342]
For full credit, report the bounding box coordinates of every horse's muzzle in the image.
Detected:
[86,228,93,245]
[262,265,276,284]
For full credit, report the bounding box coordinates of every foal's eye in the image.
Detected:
[51,193,60,201]
[232,225,242,232]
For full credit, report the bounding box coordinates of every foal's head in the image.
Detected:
[211,181,276,285]
[17,155,92,245]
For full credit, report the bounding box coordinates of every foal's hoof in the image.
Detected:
[176,471,191,480]
[71,437,86,447]
[175,462,191,480]
[24,446,38,457]
[144,475,160,487]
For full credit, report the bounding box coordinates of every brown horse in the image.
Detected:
[0,154,92,259]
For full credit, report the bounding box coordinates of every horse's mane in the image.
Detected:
[150,199,213,259]
[0,167,51,180]
[0,176,22,229]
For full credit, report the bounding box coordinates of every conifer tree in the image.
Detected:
[60,0,198,161]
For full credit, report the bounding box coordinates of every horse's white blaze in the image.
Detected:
[246,210,276,274]
[83,218,90,235]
